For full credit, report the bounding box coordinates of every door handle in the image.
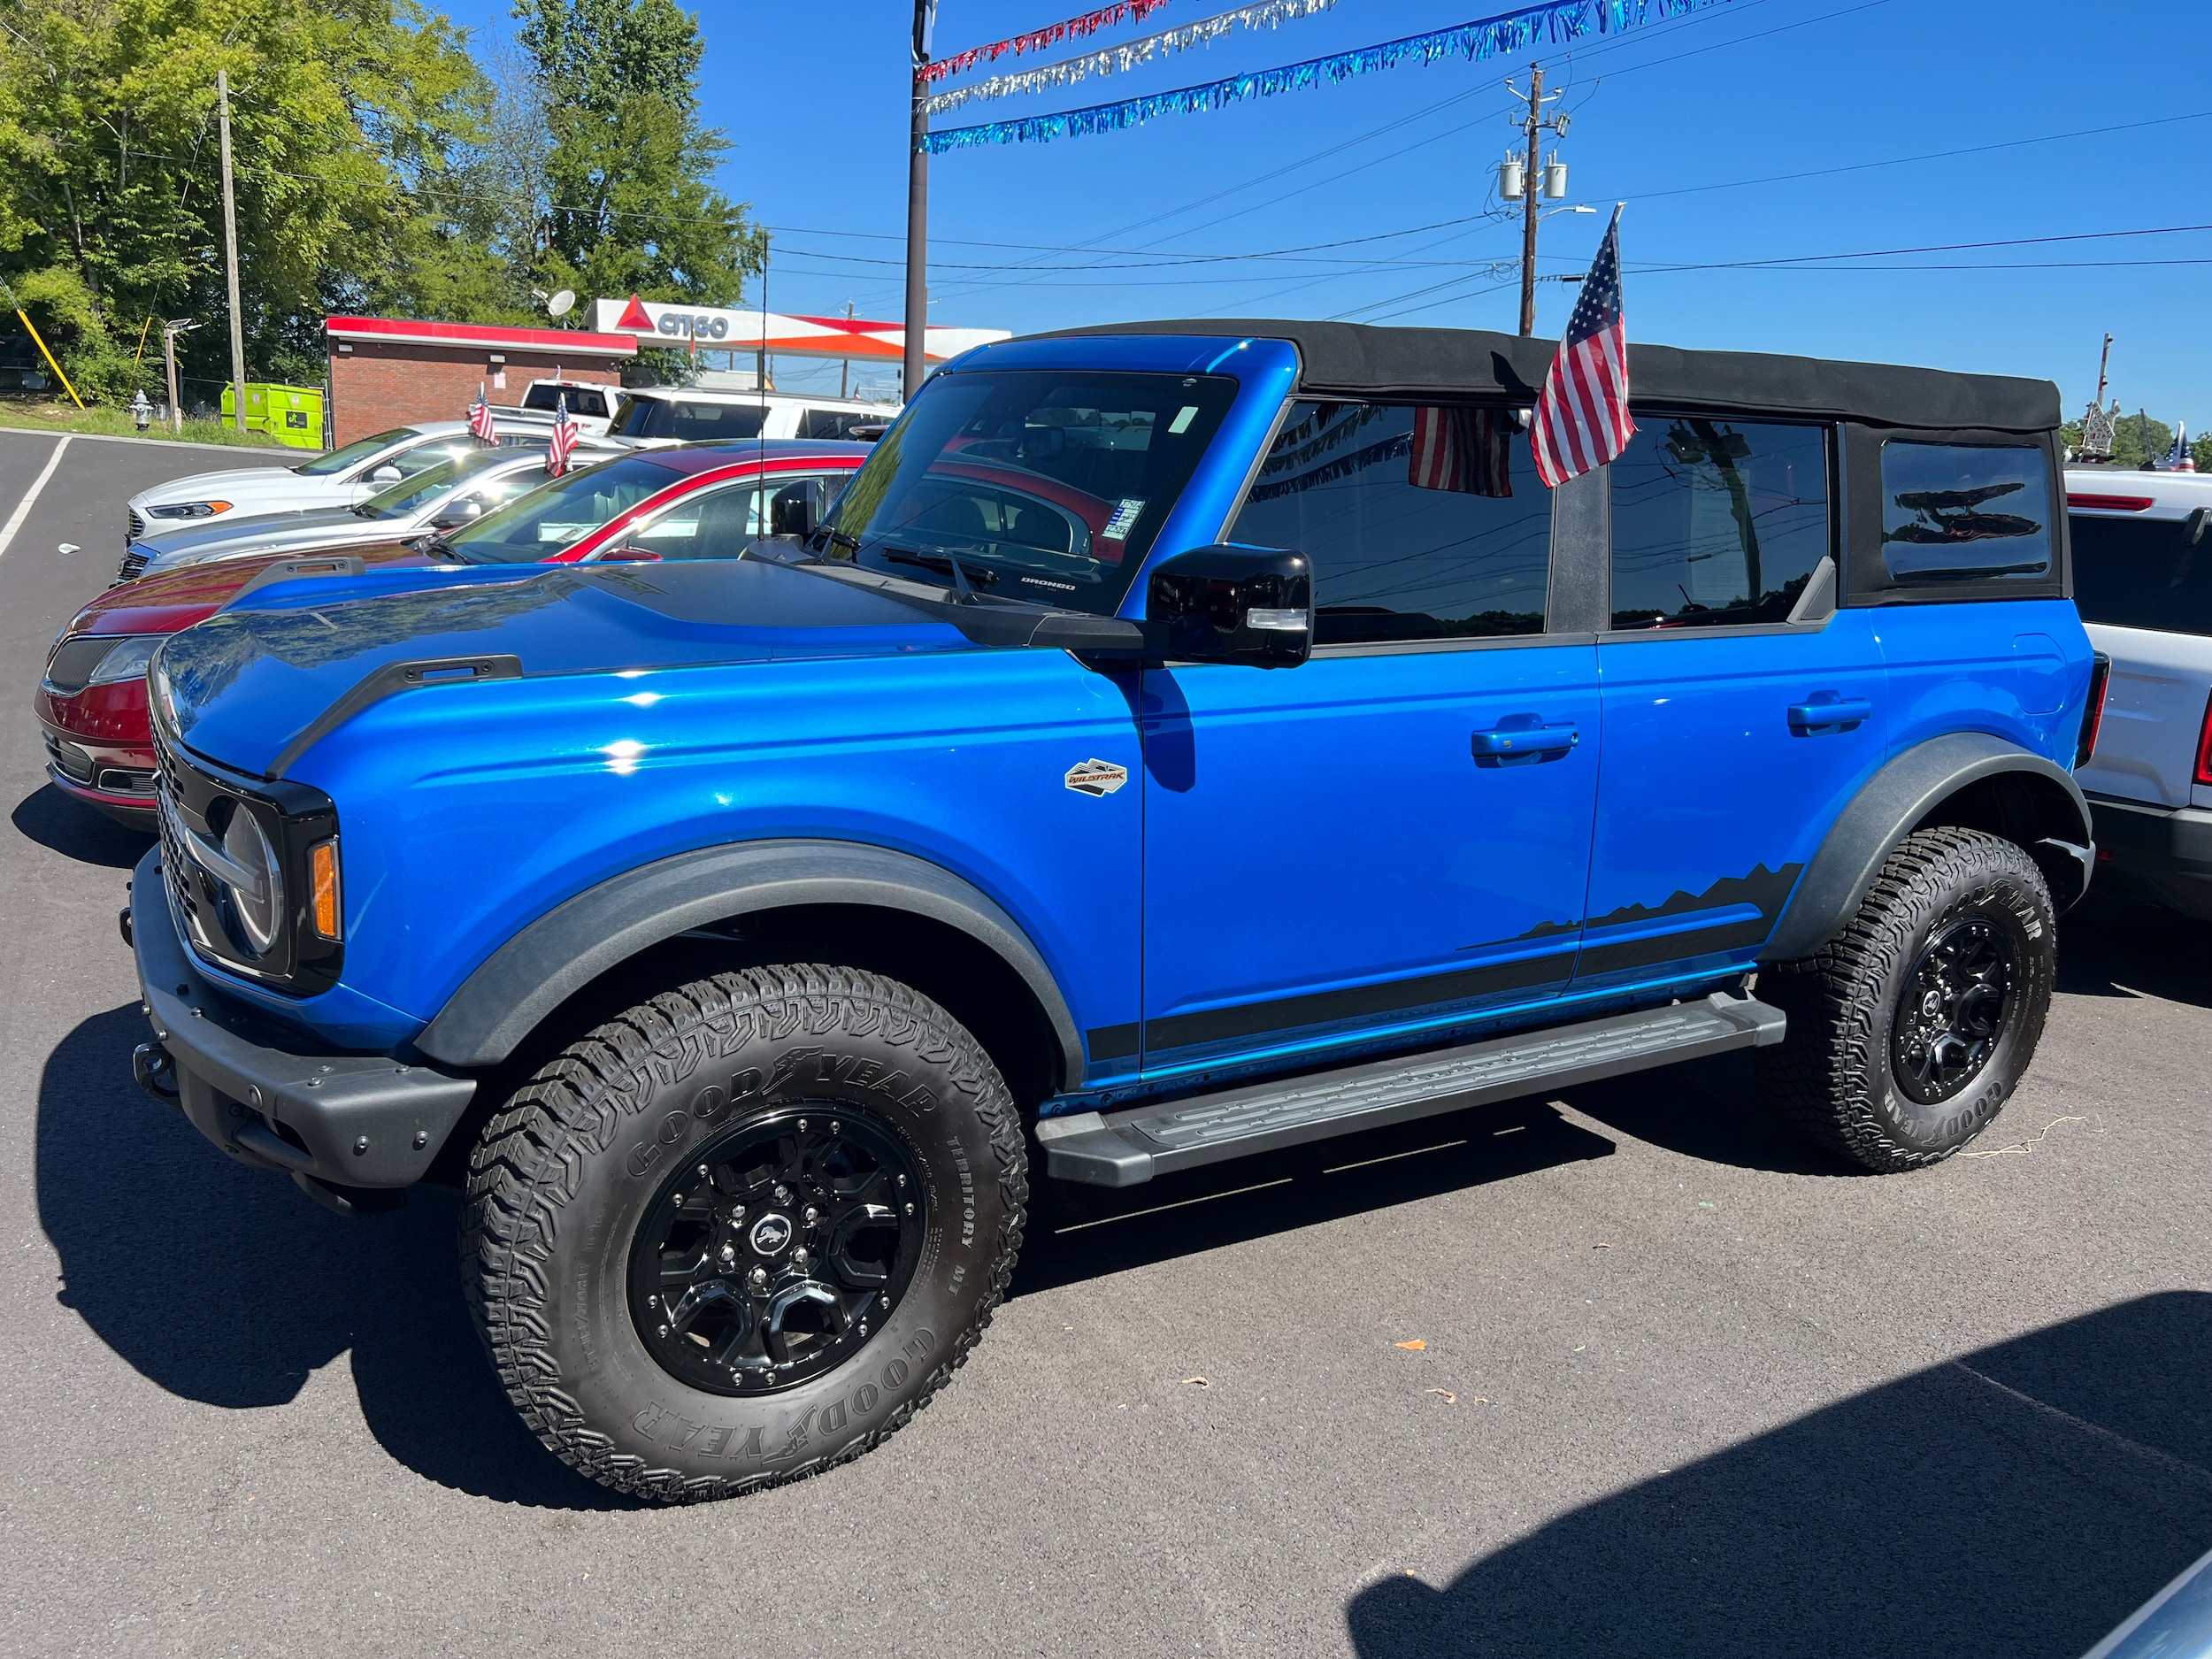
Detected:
[1471,720,1579,758]
[1787,696,1874,732]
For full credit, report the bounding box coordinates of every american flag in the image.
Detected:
[548,394,579,477]
[1409,405,1515,498]
[1531,206,1635,489]
[467,387,497,444]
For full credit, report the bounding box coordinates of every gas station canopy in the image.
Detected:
[592,296,1009,364]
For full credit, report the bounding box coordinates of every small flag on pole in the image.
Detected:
[548,393,579,477]
[1531,205,1635,489]
[468,386,497,445]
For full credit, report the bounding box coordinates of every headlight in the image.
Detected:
[42,634,164,696]
[144,500,231,520]
[216,802,284,956]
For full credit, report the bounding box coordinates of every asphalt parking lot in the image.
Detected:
[3,425,2210,1657]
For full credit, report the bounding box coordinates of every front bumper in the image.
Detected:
[2088,795,2212,922]
[128,846,476,1194]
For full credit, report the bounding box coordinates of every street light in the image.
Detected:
[161,319,202,435]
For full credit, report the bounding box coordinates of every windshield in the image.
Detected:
[294,428,413,478]
[811,369,1237,613]
[357,448,538,519]
[611,396,769,442]
[445,452,686,561]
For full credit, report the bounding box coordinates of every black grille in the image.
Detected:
[43,733,94,782]
[127,508,146,541]
[114,550,149,585]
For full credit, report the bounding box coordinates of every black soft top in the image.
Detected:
[1040,318,2058,434]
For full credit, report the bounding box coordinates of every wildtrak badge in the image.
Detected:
[1064,759,1129,796]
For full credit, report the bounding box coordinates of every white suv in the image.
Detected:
[2068,467,2212,918]
[605,387,895,446]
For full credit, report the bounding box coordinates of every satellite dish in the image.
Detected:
[547,289,576,319]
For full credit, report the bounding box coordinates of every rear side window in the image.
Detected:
[1878,442,2052,588]
[1608,417,1831,628]
[524,384,608,418]
[1228,401,1551,644]
[611,398,769,442]
[625,473,847,560]
[2072,513,2212,636]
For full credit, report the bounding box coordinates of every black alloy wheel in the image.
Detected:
[627,1104,926,1396]
[1889,916,2017,1104]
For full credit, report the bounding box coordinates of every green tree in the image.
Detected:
[0,0,517,403]
[511,0,762,314]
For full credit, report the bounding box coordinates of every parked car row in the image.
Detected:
[24,318,2199,1509]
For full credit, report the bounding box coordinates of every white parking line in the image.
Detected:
[0,434,73,559]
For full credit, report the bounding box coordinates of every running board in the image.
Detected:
[1037,993,1786,1187]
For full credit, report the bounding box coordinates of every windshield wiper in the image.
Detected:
[879,546,994,602]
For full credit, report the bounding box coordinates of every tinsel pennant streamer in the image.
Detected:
[924,0,1179,84]
[922,0,1728,153]
[925,0,1340,119]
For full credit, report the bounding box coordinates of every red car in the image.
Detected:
[37,442,866,828]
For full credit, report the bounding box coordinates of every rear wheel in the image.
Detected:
[1755,827,2055,1171]
[461,964,1026,1502]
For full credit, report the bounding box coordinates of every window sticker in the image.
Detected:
[1103,497,1146,541]
[1168,405,1199,435]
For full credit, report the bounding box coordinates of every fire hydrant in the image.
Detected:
[129,390,152,432]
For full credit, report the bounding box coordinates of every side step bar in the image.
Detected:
[1038,993,1785,1187]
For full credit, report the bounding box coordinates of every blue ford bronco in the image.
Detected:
[127,320,2099,1500]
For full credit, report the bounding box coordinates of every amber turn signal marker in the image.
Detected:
[310,838,342,941]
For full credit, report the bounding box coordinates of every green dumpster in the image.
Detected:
[221,383,326,449]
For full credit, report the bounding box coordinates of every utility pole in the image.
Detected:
[217,71,248,428]
[1502,65,1571,336]
[162,320,188,434]
[841,299,855,400]
[902,0,933,403]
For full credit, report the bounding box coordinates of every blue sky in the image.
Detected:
[451,0,2211,423]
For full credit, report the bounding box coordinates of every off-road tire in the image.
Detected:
[1755,827,2055,1172]
[460,964,1027,1502]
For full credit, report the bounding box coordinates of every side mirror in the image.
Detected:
[369,465,403,484]
[430,501,484,530]
[1146,545,1312,668]
[770,492,815,538]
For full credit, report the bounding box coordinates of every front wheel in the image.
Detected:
[1755,827,2056,1172]
[461,965,1027,1502]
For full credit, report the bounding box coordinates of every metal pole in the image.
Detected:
[1517,65,1544,337]
[217,71,248,429]
[902,0,931,403]
[164,326,182,434]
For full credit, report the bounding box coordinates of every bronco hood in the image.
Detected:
[154,557,999,778]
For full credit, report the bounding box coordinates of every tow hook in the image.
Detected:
[132,1042,180,1108]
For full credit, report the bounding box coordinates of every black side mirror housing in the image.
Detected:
[771,493,816,538]
[1146,544,1312,668]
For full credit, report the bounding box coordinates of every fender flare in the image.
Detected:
[414,839,1083,1085]
[1761,733,2093,962]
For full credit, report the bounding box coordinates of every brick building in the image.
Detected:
[325,316,639,446]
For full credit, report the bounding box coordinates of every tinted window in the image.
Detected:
[798,409,885,440]
[1229,402,1550,644]
[611,397,769,442]
[621,472,849,561]
[1609,417,1830,628]
[524,384,609,418]
[447,453,685,561]
[816,370,1235,615]
[1879,442,2052,587]
[2071,513,2212,636]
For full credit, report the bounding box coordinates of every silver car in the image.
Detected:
[118,442,623,583]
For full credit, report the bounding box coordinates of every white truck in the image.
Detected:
[2068,467,2212,918]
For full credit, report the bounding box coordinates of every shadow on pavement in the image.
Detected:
[2059,894,2212,1011]
[1347,1291,2212,1659]
[12,782,153,870]
[35,1002,641,1510]
[1014,1096,1614,1298]
[1549,1048,1866,1179]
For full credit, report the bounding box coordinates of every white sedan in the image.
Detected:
[124,422,545,542]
